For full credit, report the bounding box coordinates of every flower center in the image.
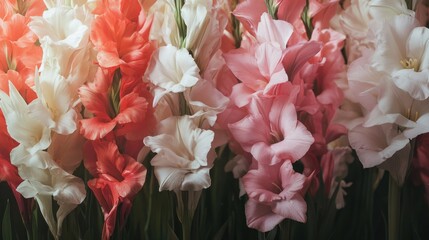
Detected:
[404,108,419,122]
[270,131,282,144]
[400,58,419,72]
[398,102,419,132]
[271,182,282,194]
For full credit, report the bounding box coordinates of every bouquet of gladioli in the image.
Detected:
[1,0,429,240]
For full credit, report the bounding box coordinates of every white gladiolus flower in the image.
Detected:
[343,15,429,185]
[32,70,77,135]
[29,6,92,51]
[43,0,97,9]
[370,16,429,100]
[143,116,215,191]
[181,0,227,73]
[29,6,96,93]
[0,82,85,239]
[0,82,51,154]
[146,45,200,106]
[149,0,181,46]
[335,0,413,61]
[15,149,86,239]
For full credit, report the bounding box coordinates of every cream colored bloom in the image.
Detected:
[32,71,77,135]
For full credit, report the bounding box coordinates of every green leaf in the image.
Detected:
[266,227,278,240]
[213,217,228,240]
[2,200,12,240]
[167,225,179,240]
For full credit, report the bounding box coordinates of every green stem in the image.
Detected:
[178,92,192,116]
[181,192,191,240]
[405,0,413,10]
[144,172,154,239]
[231,0,242,49]
[174,0,187,46]
[279,220,291,240]
[388,175,400,240]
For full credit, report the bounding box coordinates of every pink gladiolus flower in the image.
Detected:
[84,140,146,240]
[229,95,314,165]
[243,160,312,232]
[233,0,267,35]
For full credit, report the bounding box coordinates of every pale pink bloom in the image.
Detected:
[243,161,311,232]
[205,53,238,97]
[225,41,288,107]
[320,137,354,209]
[143,116,215,191]
[229,95,314,165]
[232,0,266,35]
[186,78,229,126]
[224,154,251,179]
[255,13,294,51]
[48,130,85,174]
[331,180,352,209]
[309,0,341,29]
[225,12,321,107]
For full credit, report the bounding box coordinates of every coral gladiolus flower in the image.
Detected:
[91,7,154,77]
[84,140,146,240]
[79,69,153,140]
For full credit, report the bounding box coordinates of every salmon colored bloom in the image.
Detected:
[90,1,154,77]
[0,13,38,48]
[0,40,42,85]
[0,70,37,103]
[1,0,45,20]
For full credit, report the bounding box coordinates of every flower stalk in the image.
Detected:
[388,175,400,240]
